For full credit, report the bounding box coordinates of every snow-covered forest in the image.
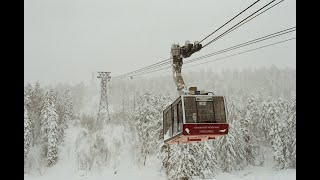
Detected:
[24,66,296,180]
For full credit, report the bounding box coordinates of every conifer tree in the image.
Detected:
[24,105,32,169]
[40,90,60,166]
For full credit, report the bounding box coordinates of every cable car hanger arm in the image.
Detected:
[171,41,202,95]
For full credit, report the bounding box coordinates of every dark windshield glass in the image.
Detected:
[184,96,226,123]
[197,101,214,123]
[184,97,197,123]
[213,97,226,123]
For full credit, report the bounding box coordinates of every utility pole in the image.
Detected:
[97,72,111,124]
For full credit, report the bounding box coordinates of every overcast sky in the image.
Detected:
[24,0,296,85]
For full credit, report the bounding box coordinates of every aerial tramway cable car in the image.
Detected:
[162,41,229,144]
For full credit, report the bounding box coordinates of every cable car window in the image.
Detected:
[197,100,215,123]
[184,97,197,123]
[213,97,226,123]
[178,101,183,132]
[166,109,172,137]
[173,104,178,135]
[163,109,167,138]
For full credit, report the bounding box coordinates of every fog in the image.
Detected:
[24,0,296,85]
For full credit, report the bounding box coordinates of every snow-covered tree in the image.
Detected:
[24,83,33,111]
[167,144,198,180]
[89,132,109,170]
[54,93,64,143]
[134,92,172,165]
[55,89,74,143]
[286,95,296,168]
[260,97,277,143]
[75,128,113,173]
[75,129,92,172]
[196,142,220,178]
[30,82,44,145]
[270,95,295,169]
[269,115,286,169]
[267,97,294,169]
[241,95,261,165]
[47,108,59,167]
[215,97,246,172]
[61,89,73,130]
[164,142,220,180]
[250,95,296,169]
[40,90,53,145]
[158,143,170,172]
[24,105,32,171]
[40,89,60,167]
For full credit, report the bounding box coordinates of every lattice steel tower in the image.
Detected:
[97,72,111,124]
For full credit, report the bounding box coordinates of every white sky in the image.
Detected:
[24,0,296,85]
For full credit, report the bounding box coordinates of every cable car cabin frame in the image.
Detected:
[163,95,229,144]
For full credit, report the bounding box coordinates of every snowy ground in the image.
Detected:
[24,164,296,180]
[25,123,295,180]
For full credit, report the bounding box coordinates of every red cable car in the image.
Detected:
[162,41,229,144]
[163,92,228,144]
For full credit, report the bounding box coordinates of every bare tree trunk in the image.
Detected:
[143,154,147,166]
[143,151,149,166]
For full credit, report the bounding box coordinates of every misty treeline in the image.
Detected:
[110,65,295,106]
[24,82,74,173]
